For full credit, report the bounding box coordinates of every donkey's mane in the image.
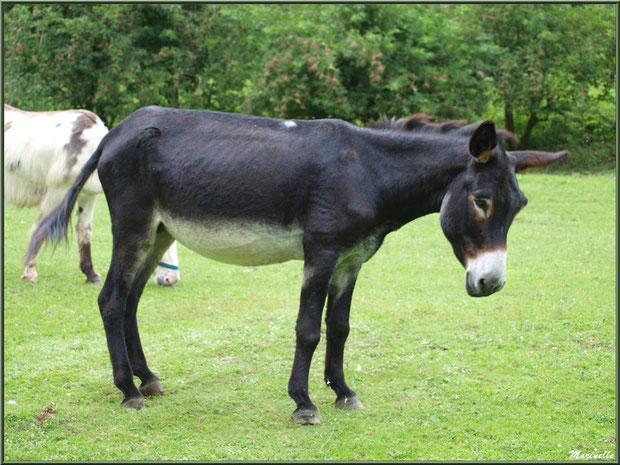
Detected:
[368,113,461,133]
[367,113,519,147]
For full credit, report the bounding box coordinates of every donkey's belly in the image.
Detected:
[161,214,304,266]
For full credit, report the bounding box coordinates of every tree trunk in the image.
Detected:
[504,103,515,134]
[520,113,539,148]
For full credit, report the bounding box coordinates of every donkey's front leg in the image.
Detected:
[325,264,364,411]
[289,249,339,425]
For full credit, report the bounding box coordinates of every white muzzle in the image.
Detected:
[465,249,506,297]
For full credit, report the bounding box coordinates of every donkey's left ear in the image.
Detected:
[468,120,497,163]
[507,150,569,173]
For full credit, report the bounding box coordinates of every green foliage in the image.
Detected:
[3,3,615,166]
[4,4,105,112]
[3,173,615,460]
[461,4,615,149]
[248,5,491,122]
[3,4,263,124]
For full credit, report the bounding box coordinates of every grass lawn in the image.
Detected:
[2,172,616,461]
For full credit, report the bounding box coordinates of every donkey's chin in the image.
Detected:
[465,277,505,297]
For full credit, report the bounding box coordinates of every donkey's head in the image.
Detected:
[439,121,567,297]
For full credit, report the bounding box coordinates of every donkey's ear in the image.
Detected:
[468,120,497,163]
[507,150,569,173]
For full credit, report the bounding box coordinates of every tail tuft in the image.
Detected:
[24,200,71,264]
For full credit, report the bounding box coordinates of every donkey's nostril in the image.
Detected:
[478,277,486,290]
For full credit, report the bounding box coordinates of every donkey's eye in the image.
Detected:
[474,198,489,210]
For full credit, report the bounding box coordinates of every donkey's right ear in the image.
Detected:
[468,121,498,163]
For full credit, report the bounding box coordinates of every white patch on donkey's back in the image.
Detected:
[161,214,304,266]
[283,121,297,128]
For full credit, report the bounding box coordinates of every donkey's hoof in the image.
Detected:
[140,379,164,396]
[291,409,321,425]
[87,274,103,285]
[335,395,365,410]
[21,273,38,283]
[121,396,144,410]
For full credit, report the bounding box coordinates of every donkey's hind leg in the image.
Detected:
[97,219,159,409]
[22,221,41,283]
[124,226,175,397]
[76,194,102,284]
[22,188,65,283]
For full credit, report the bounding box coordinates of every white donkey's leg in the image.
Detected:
[22,219,41,283]
[76,194,102,284]
[22,188,65,283]
[153,241,180,286]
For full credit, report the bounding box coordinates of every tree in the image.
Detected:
[4,4,108,115]
[461,4,615,147]
[247,4,491,122]
[3,4,262,125]
[4,2,615,165]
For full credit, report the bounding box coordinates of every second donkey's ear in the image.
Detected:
[468,121,497,163]
[507,150,569,173]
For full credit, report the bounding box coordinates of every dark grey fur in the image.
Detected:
[27,106,567,423]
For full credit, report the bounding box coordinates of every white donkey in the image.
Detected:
[4,104,180,286]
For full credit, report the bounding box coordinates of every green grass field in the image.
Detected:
[3,172,616,461]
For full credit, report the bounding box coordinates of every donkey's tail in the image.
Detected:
[25,143,104,264]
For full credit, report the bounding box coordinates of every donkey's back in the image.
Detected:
[97,106,365,226]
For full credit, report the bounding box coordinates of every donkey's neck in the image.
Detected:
[364,131,469,230]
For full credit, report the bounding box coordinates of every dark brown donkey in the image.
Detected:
[28,106,567,425]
